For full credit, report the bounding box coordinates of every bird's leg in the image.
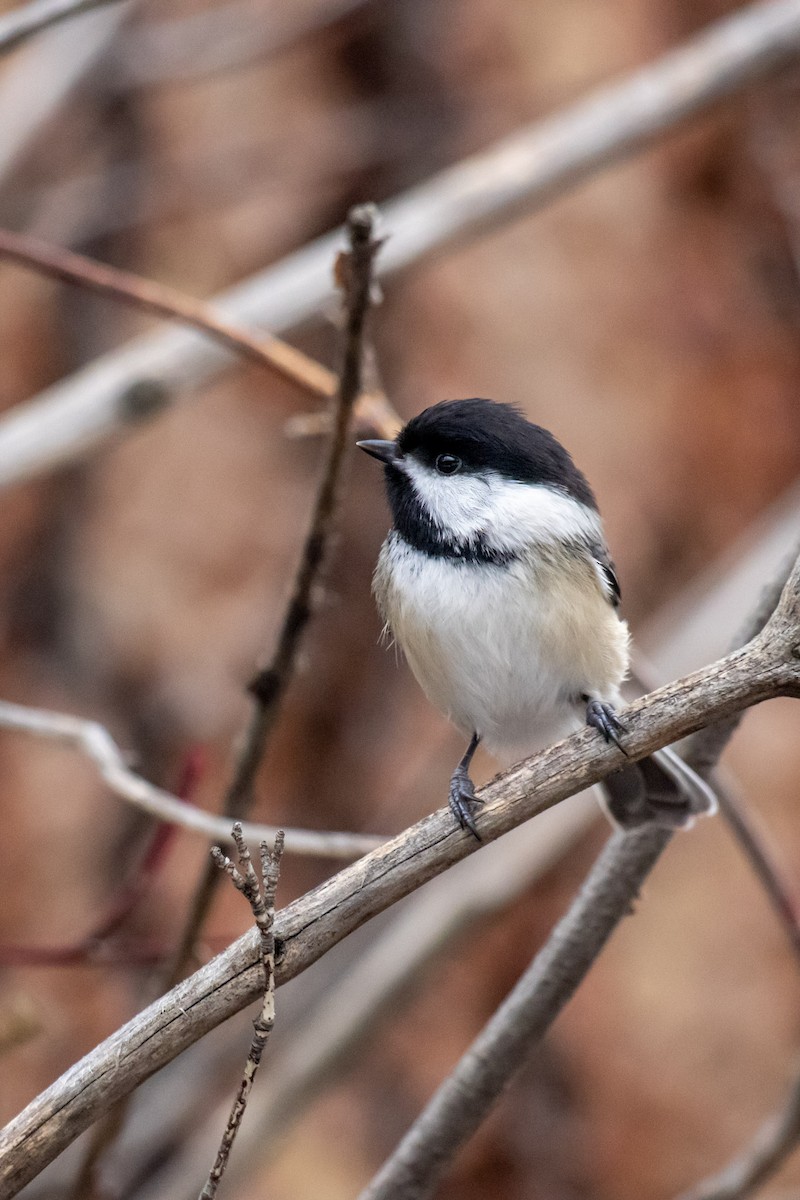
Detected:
[448,732,483,841]
[584,696,628,755]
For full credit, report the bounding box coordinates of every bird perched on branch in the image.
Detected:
[358,397,716,839]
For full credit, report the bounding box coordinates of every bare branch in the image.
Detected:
[680,552,800,775]
[0,699,383,859]
[39,517,800,1200]
[0,226,399,437]
[200,826,284,1200]
[168,203,384,978]
[1,553,798,1195]
[0,0,122,55]
[715,771,800,965]
[235,203,384,812]
[2,0,800,486]
[0,3,131,186]
[118,0,371,89]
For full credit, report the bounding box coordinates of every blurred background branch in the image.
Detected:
[0,699,382,858]
[2,0,800,486]
[0,0,123,55]
[0,225,400,432]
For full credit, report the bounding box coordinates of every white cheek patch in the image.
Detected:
[403,458,492,544]
[401,459,601,552]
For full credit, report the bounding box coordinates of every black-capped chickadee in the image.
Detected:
[358,398,717,840]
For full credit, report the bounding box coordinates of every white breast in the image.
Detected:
[374,535,630,761]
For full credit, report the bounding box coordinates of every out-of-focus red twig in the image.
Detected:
[0,226,400,436]
[0,747,207,968]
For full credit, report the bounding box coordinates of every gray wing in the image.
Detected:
[602,749,718,829]
[590,542,621,608]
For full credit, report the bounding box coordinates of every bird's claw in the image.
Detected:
[586,699,628,755]
[448,768,484,841]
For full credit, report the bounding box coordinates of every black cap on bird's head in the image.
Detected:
[357,398,597,511]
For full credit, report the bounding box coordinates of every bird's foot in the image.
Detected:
[585,699,628,755]
[448,766,484,842]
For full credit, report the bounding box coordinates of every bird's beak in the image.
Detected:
[356,439,399,465]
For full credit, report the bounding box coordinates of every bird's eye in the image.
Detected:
[435,454,462,476]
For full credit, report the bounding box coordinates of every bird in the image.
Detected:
[357,397,717,840]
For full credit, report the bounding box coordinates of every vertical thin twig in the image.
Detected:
[199,824,284,1200]
[168,203,383,981]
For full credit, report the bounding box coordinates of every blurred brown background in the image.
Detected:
[1,0,800,1197]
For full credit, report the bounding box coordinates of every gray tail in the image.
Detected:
[601,746,718,831]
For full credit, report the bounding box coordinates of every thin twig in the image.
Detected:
[0,226,399,436]
[241,203,384,806]
[628,671,800,973]
[167,205,384,980]
[356,553,800,1200]
[2,0,800,485]
[715,771,800,964]
[681,553,800,969]
[1,552,799,1195]
[200,825,284,1200]
[0,0,122,54]
[0,699,383,859]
